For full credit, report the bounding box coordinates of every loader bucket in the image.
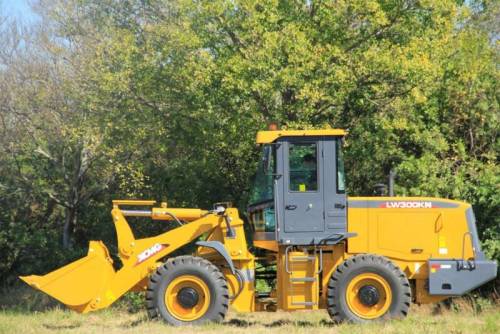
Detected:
[20,241,115,313]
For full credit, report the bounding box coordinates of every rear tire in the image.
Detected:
[327,254,411,323]
[146,256,229,326]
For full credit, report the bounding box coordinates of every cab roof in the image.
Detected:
[256,129,346,144]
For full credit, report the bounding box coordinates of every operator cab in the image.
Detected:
[248,129,348,248]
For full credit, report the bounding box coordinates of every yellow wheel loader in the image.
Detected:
[21,129,497,325]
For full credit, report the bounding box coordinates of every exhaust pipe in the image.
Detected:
[389,169,397,197]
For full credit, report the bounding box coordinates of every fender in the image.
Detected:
[196,241,236,275]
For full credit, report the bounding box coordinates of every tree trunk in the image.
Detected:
[62,144,85,249]
[62,206,76,249]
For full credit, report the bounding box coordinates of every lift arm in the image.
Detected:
[20,201,225,313]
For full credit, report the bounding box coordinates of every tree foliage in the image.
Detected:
[0,0,498,284]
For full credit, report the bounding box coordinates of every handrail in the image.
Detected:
[315,248,323,274]
[461,231,476,260]
[458,231,476,271]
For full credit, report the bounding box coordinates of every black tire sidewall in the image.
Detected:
[329,255,410,323]
[153,260,227,326]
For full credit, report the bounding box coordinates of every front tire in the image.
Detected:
[327,254,411,323]
[146,256,229,326]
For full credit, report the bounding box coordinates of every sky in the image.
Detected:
[1,0,39,23]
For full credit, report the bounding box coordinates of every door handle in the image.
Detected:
[285,205,297,210]
[334,203,346,209]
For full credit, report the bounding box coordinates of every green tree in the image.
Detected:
[0,0,497,284]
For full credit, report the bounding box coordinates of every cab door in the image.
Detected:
[281,140,325,240]
[323,138,347,234]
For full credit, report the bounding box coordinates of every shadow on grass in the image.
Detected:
[120,316,150,328]
[43,323,81,330]
[226,318,323,328]
[225,319,257,327]
[267,319,317,327]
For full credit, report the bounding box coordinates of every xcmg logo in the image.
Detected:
[379,201,434,209]
[136,243,166,265]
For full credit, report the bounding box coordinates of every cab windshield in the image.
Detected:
[248,145,276,233]
[249,145,275,206]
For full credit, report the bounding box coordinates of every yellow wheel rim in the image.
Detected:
[345,273,392,319]
[165,275,211,321]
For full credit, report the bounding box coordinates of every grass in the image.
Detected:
[0,287,498,334]
[0,303,499,334]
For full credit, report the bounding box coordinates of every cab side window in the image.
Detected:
[336,139,346,193]
[289,142,318,192]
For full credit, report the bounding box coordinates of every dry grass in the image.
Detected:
[0,286,498,334]
[0,303,498,334]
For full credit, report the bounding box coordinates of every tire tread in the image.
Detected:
[146,255,229,325]
[326,254,411,323]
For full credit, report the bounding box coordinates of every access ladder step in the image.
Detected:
[291,301,317,306]
[290,277,317,282]
[289,256,316,262]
